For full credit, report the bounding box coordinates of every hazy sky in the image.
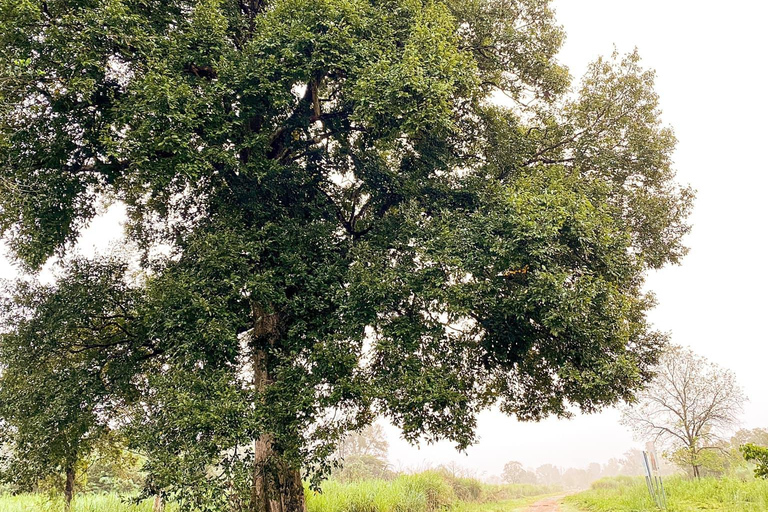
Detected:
[2,0,766,480]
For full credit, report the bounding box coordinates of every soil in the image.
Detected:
[521,493,572,512]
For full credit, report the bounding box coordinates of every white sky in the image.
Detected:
[2,0,766,480]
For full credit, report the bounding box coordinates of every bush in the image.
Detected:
[741,444,768,479]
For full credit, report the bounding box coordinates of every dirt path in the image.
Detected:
[520,493,572,512]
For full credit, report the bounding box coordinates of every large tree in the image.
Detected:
[0,0,692,510]
[621,346,746,478]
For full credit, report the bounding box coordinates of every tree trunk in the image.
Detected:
[692,464,700,479]
[249,306,307,512]
[153,495,164,512]
[64,465,75,509]
[250,435,306,512]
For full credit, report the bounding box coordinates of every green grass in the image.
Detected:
[0,493,169,512]
[0,471,558,512]
[306,471,558,512]
[565,475,768,512]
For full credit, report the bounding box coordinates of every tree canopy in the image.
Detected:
[0,0,692,510]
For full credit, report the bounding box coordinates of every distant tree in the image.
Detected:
[585,462,602,482]
[437,461,478,480]
[335,424,389,460]
[602,458,621,477]
[621,346,746,478]
[332,424,392,482]
[535,464,561,486]
[731,429,768,448]
[710,429,768,477]
[562,467,588,489]
[520,469,539,485]
[502,461,525,484]
[741,444,768,479]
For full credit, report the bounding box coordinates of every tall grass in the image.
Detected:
[565,475,768,512]
[0,493,168,512]
[0,471,557,512]
[306,471,559,512]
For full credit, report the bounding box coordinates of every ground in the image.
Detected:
[520,493,574,512]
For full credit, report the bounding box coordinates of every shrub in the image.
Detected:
[741,444,768,479]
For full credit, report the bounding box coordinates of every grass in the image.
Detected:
[0,493,169,512]
[0,471,558,512]
[565,475,768,512]
[306,471,558,512]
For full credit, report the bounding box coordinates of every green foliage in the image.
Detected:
[0,258,138,493]
[0,0,693,508]
[566,475,768,512]
[741,444,768,480]
[82,442,145,494]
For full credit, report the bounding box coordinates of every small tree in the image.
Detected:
[741,444,768,480]
[621,346,746,478]
[0,258,137,506]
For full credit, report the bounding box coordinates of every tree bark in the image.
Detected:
[249,306,307,512]
[153,495,164,512]
[64,465,75,509]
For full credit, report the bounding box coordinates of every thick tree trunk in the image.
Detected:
[281,466,306,512]
[153,495,164,512]
[64,465,75,509]
[249,306,307,512]
[250,435,306,512]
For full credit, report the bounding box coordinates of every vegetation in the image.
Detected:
[742,444,768,480]
[0,493,174,512]
[331,424,394,482]
[565,475,768,512]
[0,471,555,512]
[0,0,692,509]
[621,346,746,477]
[307,471,557,512]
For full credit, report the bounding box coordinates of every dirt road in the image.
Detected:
[520,493,572,512]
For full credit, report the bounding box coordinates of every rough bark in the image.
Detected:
[64,465,75,509]
[249,306,306,512]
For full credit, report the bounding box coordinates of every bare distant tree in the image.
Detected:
[621,345,746,477]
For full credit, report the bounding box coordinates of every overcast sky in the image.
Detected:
[1,0,766,480]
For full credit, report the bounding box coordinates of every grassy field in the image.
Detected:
[0,471,558,512]
[306,471,558,512]
[0,493,169,512]
[564,475,768,512]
